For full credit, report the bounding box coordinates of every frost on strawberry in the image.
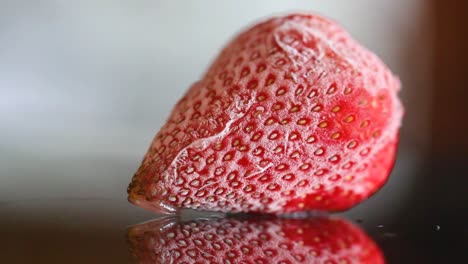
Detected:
[127,13,403,214]
[127,216,385,264]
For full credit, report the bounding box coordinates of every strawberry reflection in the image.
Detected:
[127,215,384,264]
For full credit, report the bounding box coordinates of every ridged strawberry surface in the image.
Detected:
[127,216,385,264]
[128,13,403,213]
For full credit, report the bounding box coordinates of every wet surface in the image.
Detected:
[1,198,466,264]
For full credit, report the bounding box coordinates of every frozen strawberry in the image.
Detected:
[128,13,403,213]
[127,216,385,264]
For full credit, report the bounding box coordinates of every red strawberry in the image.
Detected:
[127,216,385,264]
[128,13,403,214]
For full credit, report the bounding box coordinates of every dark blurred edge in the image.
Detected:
[380,0,468,263]
[401,0,468,225]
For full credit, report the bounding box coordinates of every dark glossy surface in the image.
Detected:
[1,198,465,264]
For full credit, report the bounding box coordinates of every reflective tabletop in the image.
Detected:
[1,197,465,264]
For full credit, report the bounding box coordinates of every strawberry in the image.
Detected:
[127,216,385,264]
[128,13,403,214]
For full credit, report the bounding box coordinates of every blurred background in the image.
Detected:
[0,0,466,263]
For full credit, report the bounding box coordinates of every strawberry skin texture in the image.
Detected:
[128,13,403,214]
[127,217,385,264]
